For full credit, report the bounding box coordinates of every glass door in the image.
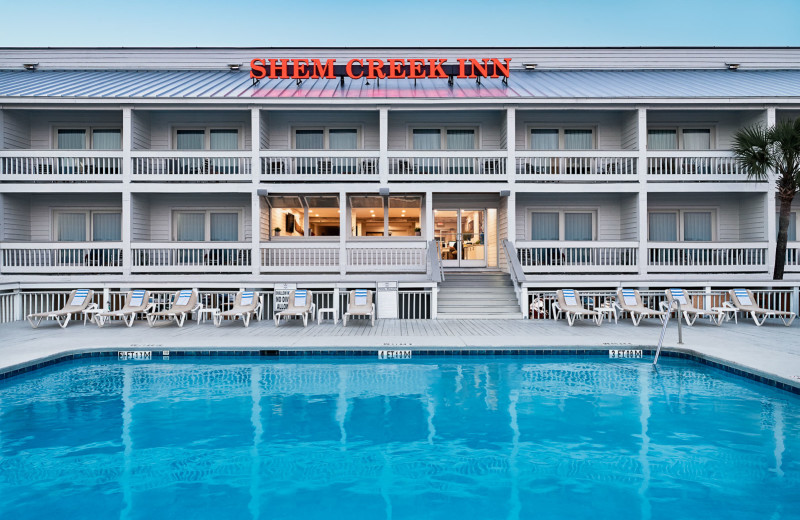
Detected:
[434,209,487,268]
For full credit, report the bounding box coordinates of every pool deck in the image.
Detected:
[2,314,800,389]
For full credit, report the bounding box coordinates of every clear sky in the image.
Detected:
[1,0,799,47]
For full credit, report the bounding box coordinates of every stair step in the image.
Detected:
[437,313,524,320]
[439,288,517,296]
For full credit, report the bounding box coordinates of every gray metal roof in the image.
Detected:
[1,69,799,100]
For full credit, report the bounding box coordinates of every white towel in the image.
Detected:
[294,290,307,307]
[130,290,146,307]
[670,288,688,305]
[355,290,368,306]
[734,289,752,306]
[176,290,193,306]
[562,289,578,307]
[240,291,254,306]
[621,289,637,306]
[70,290,89,307]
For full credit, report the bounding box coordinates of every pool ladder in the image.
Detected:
[653,300,683,365]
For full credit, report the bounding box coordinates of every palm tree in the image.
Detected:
[733,118,800,280]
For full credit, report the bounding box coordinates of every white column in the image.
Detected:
[637,108,648,276]
[378,106,389,185]
[766,107,777,278]
[339,191,347,275]
[506,191,516,246]
[506,106,516,184]
[122,107,133,276]
[424,191,433,241]
[251,108,262,276]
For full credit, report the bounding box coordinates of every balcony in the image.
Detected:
[515,152,637,182]
[261,151,379,181]
[260,241,428,273]
[131,243,252,273]
[0,242,123,273]
[0,151,123,182]
[388,152,507,181]
[647,242,769,273]
[646,152,757,182]
[132,152,252,182]
[260,242,340,272]
[515,241,639,274]
[785,243,800,273]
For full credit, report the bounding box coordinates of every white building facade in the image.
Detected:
[1,47,799,320]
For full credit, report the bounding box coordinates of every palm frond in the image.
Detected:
[732,124,772,180]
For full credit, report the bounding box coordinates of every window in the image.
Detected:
[173,210,241,241]
[648,128,712,150]
[293,128,359,149]
[54,211,121,242]
[174,128,240,150]
[777,212,797,241]
[529,128,594,150]
[412,128,476,150]
[350,195,421,237]
[529,211,595,241]
[268,195,341,238]
[56,128,121,150]
[648,210,715,242]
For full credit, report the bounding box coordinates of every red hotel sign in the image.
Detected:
[249,58,512,80]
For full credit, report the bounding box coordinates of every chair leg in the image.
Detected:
[28,315,42,328]
[684,312,697,327]
[595,313,603,326]
[785,314,796,326]
[371,313,375,327]
[176,313,185,327]
[303,314,308,327]
[343,315,347,327]
[57,314,71,328]
[752,312,766,326]
[566,312,575,326]
[243,313,250,328]
[125,314,135,327]
[631,313,641,326]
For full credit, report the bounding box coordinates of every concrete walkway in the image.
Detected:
[1,315,799,389]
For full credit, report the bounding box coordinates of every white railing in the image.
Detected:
[516,151,637,182]
[646,152,756,181]
[0,151,123,182]
[398,290,433,319]
[260,242,340,272]
[261,151,379,181]
[786,244,800,272]
[132,151,251,182]
[647,242,768,272]
[0,243,123,273]
[131,243,252,272]
[0,291,16,323]
[346,242,427,272]
[388,151,507,180]
[516,241,639,273]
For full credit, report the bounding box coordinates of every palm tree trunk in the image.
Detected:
[774,193,795,280]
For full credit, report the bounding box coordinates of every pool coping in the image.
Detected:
[1,345,799,396]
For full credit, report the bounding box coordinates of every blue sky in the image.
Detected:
[1,0,799,47]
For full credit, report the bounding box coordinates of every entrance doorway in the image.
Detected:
[434,209,487,267]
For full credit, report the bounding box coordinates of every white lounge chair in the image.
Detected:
[146,289,201,327]
[617,288,667,326]
[661,288,722,326]
[274,289,315,327]
[552,289,602,326]
[727,288,796,326]
[96,290,152,327]
[215,290,262,327]
[343,289,375,327]
[27,289,97,328]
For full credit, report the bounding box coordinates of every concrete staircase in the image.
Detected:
[437,272,524,320]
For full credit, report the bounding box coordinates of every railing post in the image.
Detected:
[791,286,799,316]
[506,105,516,184]
[379,106,389,185]
[430,286,437,319]
[339,190,347,275]
[14,289,23,322]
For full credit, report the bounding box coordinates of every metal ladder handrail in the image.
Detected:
[653,300,682,365]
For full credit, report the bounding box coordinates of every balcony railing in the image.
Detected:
[347,242,427,272]
[260,242,340,272]
[0,242,123,273]
[647,242,768,272]
[515,241,639,273]
[261,151,379,181]
[131,243,252,272]
[786,243,800,272]
[388,152,507,180]
[646,152,757,182]
[132,152,252,182]
[0,151,123,182]
[515,152,637,182]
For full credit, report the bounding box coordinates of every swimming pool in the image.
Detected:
[0,357,798,520]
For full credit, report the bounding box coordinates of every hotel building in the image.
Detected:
[1,47,799,320]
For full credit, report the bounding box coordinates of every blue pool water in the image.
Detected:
[0,357,798,520]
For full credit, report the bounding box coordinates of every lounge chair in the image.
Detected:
[215,290,262,327]
[552,289,603,326]
[727,288,796,327]
[27,289,97,328]
[616,288,668,326]
[146,289,201,327]
[274,289,315,327]
[343,289,375,327]
[96,289,152,327]
[662,288,722,326]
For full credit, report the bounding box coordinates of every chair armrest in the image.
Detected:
[658,301,670,312]
[84,303,99,312]
[192,302,203,312]
[722,301,736,310]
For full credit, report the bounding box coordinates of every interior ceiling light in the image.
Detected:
[523,63,537,70]
[228,63,241,71]
[726,63,740,70]
[23,63,38,71]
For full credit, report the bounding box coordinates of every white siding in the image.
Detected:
[259,195,269,241]
[28,110,121,149]
[131,194,151,241]
[131,110,151,150]
[389,110,504,150]
[2,110,31,149]
[266,110,379,150]
[1,194,31,241]
[647,193,748,241]
[498,196,508,272]
[620,195,639,241]
[515,110,629,150]
[259,112,270,150]
[139,193,252,241]
[647,110,767,149]
[515,193,630,241]
[148,110,252,150]
[29,193,121,241]
[739,193,767,241]
[621,111,639,150]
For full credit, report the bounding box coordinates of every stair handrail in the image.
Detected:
[653,300,683,365]
[502,239,527,317]
[427,239,445,283]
